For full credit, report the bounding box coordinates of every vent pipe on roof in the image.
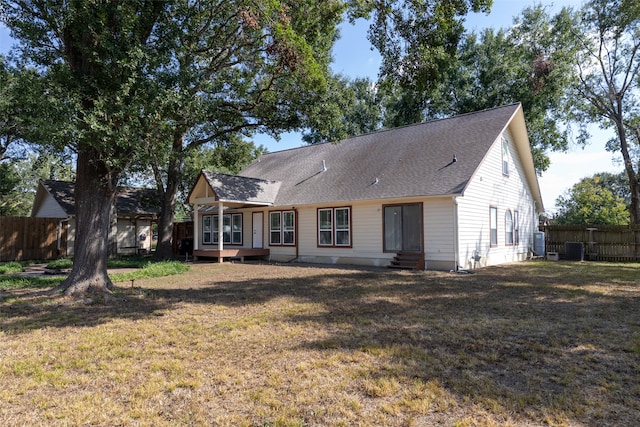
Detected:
[321,160,327,172]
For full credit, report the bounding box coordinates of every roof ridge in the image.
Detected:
[257,103,521,157]
[203,169,277,183]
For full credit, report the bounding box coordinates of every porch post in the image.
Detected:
[217,201,224,263]
[193,202,199,252]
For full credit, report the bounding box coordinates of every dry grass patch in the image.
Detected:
[0,260,639,426]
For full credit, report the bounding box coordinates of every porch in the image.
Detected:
[193,248,270,263]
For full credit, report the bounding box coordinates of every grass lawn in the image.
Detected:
[0,260,638,426]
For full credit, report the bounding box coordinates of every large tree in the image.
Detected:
[4,1,169,297]
[139,1,343,259]
[554,174,630,225]
[2,0,347,294]
[570,0,640,223]
[301,75,383,145]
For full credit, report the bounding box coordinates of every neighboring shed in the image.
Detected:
[188,103,544,270]
[31,180,160,257]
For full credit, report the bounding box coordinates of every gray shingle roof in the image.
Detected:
[239,104,522,206]
[40,180,160,217]
[200,171,280,205]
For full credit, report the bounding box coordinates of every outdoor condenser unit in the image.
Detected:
[533,231,545,257]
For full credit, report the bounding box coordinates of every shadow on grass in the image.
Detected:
[1,261,639,424]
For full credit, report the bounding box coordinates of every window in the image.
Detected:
[505,210,514,245]
[203,213,242,245]
[490,207,498,247]
[318,209,333,245]
[232,214,242,244]
[270,211,281,245]
[270,210,295,246]
[502,138,509,175]
[203,215,212,244]
[283,211,295,245]
[318,207,351,247]
[514,210,519,245]
[335,208,350,246]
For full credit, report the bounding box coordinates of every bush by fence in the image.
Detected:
[0,217,67,262]
[542,224,640,262]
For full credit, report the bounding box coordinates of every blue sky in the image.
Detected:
[0,0,622,213]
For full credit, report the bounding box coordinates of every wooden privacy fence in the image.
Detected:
[542,225,640,262]
[0,217,67,262]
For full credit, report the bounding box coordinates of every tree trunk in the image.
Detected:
[154,134,184,260]
[614,116,640,224]
[55,147,118,298]
[154,185,177,259]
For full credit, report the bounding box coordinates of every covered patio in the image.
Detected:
[187,171,280,263]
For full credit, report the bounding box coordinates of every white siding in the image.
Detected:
[117,220,137,255]
[32,193,67,218]
[457,129,538,269]
[424,198,456,270]
[294,202,391,267]
[116,219,152,255]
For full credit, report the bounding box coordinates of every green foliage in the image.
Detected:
[45,259,73,270]
[554,175,630,225]
[109,261,190,283]
[0,162,20,215]
[0,260,189,291]
[569,0,640,223]
[375,4,580,172]
[357,0,492,94]
[0,276,61,291]
[0,151,75,216]
[302,75,383,144]
[0,262,23,275]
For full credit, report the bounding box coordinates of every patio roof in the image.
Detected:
[188,171,281,209]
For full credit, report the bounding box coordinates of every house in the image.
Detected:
[187,103,544,270]
[31,180,160,257]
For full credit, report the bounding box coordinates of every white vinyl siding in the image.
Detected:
[423,198,456,269]
[291,203,391,267]
[457,129,538,268]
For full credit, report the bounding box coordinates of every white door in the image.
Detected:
[252,212,263,248]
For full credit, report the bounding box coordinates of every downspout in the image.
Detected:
[452,196,459,271]
[294,207,299,261]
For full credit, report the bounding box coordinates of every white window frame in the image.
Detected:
[505,210,514,246]
[514,210,520,245]
[502,138,509,176]
[318,207,351,247]
[490,207,498,247]
[269,210,295,246]
[203,213,242,245]
[269,211,281,245]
